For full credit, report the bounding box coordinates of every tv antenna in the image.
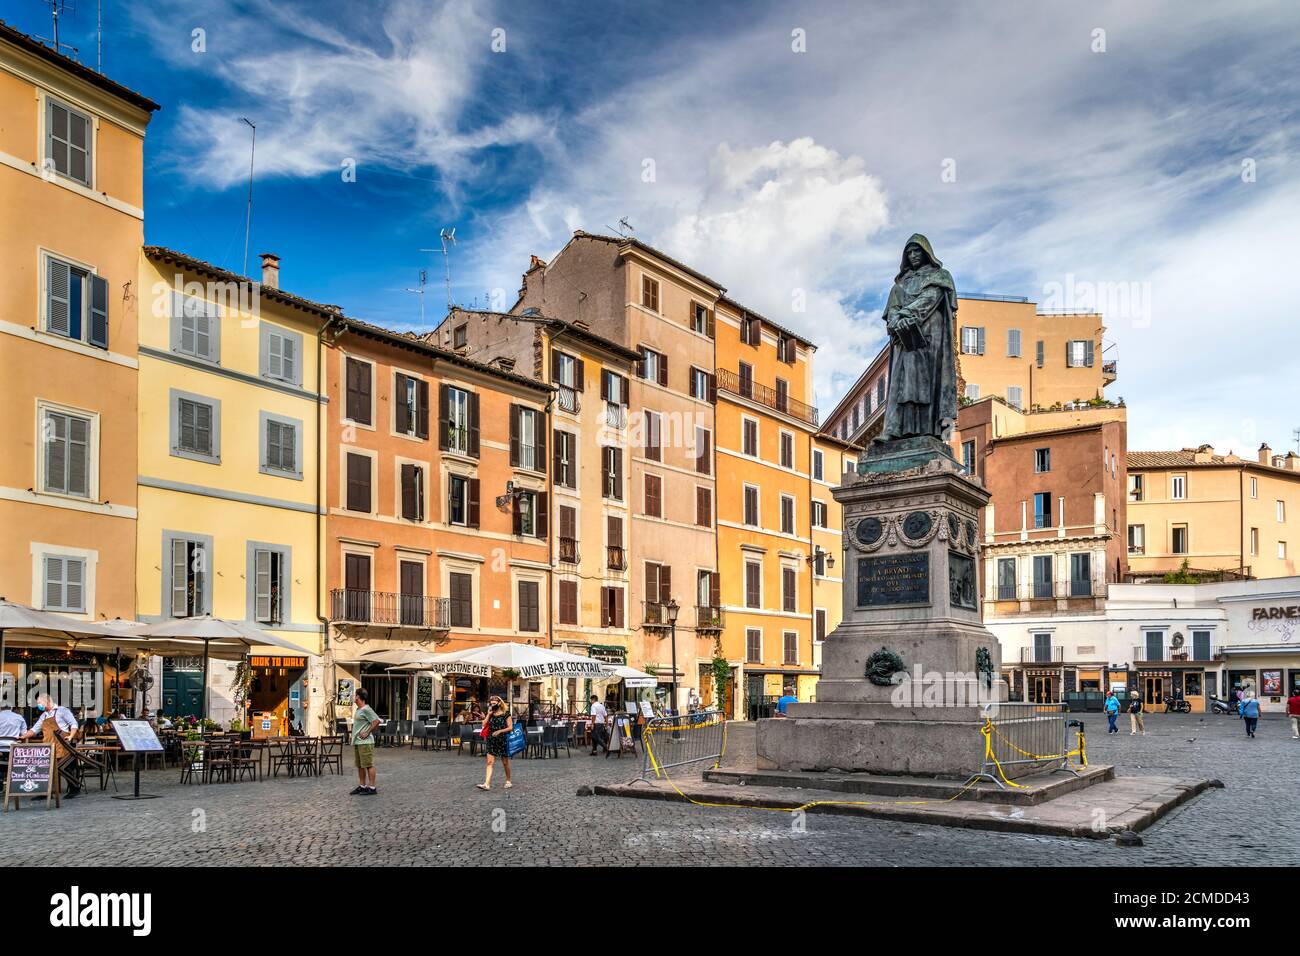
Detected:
[405,270,429,325]
[420,228,457,311]
[239,118,257,277]
[37,1,80,59]
[608,217,635,238]
[1292,426,1299,454]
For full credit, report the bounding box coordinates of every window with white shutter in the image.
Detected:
[44,255,108,348]
[171,293,221,362]
[168,537,208,618]
[260,413,302,478]
[45,97,93,186]
[249,546,287,625]
[260,324,303,385]
[42,408,92,498]
[42,555,86,612]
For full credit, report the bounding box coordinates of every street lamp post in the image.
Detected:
[666,599,680,715]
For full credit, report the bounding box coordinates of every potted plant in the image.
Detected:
[229,718,251,739]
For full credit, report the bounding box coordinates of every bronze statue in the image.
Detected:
[876,234,958,443]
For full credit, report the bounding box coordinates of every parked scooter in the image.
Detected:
[1209,695,1234,715]
[1163,695,1192,714]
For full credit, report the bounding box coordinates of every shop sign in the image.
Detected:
[251,656,307,669]
[588,645,627,664]
[1251,605,1300,620]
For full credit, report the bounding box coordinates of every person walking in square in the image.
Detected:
[1286,687,1300,739]
[1240,694,1260,738]
[588,695,609,755]
[1104,691,1120,734]
[1128,693,1145,735]
[476,695,512,791]
[350,688,380,796]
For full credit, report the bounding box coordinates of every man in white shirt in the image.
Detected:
[589,695,609,756]
[22,693,82,797]
[0,705,27,748]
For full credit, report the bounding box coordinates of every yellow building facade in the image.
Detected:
[136,248,329,731]
[811,434,857,677]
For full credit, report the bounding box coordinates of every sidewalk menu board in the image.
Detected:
[112,720,163,752]
[3,743,57,810]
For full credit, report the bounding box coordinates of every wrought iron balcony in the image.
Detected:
[604,403,626,429]
[558,537,579,564]
[714,368,819,426]
[643,601,673,627]
[1031,580,1055,599]
[329,589,451,629]
[606,546,627,571]
[696,605,724,631]
[557,385,580,414]
[1102,360,1118,383]
[1020,646,1063,663]
[1132,644,1223,663]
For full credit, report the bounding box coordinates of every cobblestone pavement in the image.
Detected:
[0,712,1293,866]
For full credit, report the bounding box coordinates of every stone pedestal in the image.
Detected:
[757,437,1013,779]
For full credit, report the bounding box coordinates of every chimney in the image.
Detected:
[491,356,516,373]
[1192,443,1213,463]
[1287,452,1300,472]
[528,255,546,271]
[1259,443,1272,465]
[260,253,280,290]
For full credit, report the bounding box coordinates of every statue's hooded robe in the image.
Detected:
[877,234,958,442]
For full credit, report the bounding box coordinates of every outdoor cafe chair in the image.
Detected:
[525,725,545,759]
[231,739,261,782]
[431,721,451,751]
[291,737,319,776]
[409,722,427,750]
[458,723,480,756]
[205,738,235,784]
[318,735,344,775]
[269,738,296,778]
[178,740,206,784]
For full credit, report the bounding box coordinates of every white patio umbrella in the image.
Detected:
[0,600,127,704]
[361,647,454,668]
[428,642,617,680]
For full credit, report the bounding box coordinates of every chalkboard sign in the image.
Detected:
[112,720,163,753]
[416,675,433,711]
[4,743,58,811]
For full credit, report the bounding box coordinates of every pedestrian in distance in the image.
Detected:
[476,695,512,791]
[1240,694,1261,738]
[1288,687,1300,739]
[1104,690,1120,734]
[1128,693,1146,735]
[588,694,609,756]
[350,687,380,796]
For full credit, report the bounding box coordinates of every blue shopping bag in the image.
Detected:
[506,721,527,757]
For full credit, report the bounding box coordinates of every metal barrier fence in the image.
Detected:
[639,711,726,781]
[969,701,1084,789]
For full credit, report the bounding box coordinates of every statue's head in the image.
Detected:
[905,244,926,270]
[898,233,941,278]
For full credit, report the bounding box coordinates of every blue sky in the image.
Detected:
[9,0,1299,452]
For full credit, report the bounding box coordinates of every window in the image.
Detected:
[782,566,797,612]
[1007,328,1021,357]
[738,361,754,399]
[601,446,623,500]
[1033,492,1052,529]
[1192,630,1212,662]
[1035,340,1044,368]
[815,609,827,642]
[249,546,288,625]
[996,558,1017,600]
[644,410,662,461]
[1007,386,1023,409]
[965,383,980,400]
[691,302,711,336]
[780,495,795,535]
[1250,477,1258,498]
[1032,555,1053,598]
[644,474,663,518]
[447,474,479,527]
[452,324,468,349]
[743,418,759,457]
[877,377,886,405]
[400,463,425,522]
[512,490,546,538]
[439,385,478,456]
[41,408,92,498]
[777,335,795,364]
[171,391,219,463]
[813,450,824,481]
[641,275,660,312]
[1034,448,1051,473]
[1070,553,1091,597]
[342,553,371,621]
[1172,524,1188,554]
[345,357,373,425]
[606,516,625,570]
[746,629,762,663]
[45,98,93,185]
[695,426,711,475]
[170,292,219,362]
[42,555,86,613]
[260,323,303,386]
[743,486,759,527]
[553,430,577,489]
[260,414,301,478]
[960,327,985,355]
[811,500,827,529]
[1278,540,1288,560]
[449,571,474,628]
[644,563,672,617]
[518,580,540,632]
[783,632,798,665]
[775,378,790,416]
[167,537,210,618]
[558,580,578,625]
[961,439,976,475]
[638,346,666,386]
[600,586,625,628]
[1249,527,1259,555]
[394,373,430,439]
[780,432,794,469]
[510,405,544,472]
[744,562,762,609]
[1278,500,1287,523]
[398,561,424,625]
[740,315,760,346]
[346,452,372,513]
[690,366,712,400]
[1128,474,1144,501]
[1128,524,1146,555]
[696,486,712,527]
[1066,339,1094,368]
[44,255,109,348]
[557,505,577,563]
[1171,475,1186,500]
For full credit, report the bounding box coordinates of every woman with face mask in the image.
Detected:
[476,695,513,791]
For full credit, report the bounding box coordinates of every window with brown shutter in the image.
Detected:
[400,463,424,522]
[776,378,789,414]
[467,391,480,457]
[395,373,411,434]
[781,495,795,534]
[695,486,712,527]
[602,446,622,500]
[695,427,711,474]
[744,486,759,526]
[449,572,473,627]
[468,478,480,529]
[644,474,662,518]
[745,561,761,608]
[709,571,721,609]
[782,566,797,612]
[600,586,625,628]
[644,411,661,461]
[345,358,372,425]
[554,430,576,488]
[346,453,371,513]
[641,275,659,312]
[518,580,540,632]
[559,580,578,625]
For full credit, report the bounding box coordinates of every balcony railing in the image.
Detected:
[606,546,627,571]
[715,368,819,426]
[604,403,626,429]
[643,601,672,627]
[696,605,724,631]
[1132,644,1223,663]
[996,585,1017,601]
[558,537,579,564]
[329,589,451,628]
[1031,580,1054,599]
[1021,646,1064,663]
[556,385,580,414]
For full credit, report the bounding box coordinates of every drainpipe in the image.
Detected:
[316,314,346,733]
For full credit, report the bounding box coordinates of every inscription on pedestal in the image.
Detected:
[857,553,930,607]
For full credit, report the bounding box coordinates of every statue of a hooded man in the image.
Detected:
[875,234,958,443]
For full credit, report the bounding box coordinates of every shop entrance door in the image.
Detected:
[1143,676,1165,706]
[162,660,204,718]
[1029,675,1056,703]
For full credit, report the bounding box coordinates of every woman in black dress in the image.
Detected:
[476,695,513,791]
